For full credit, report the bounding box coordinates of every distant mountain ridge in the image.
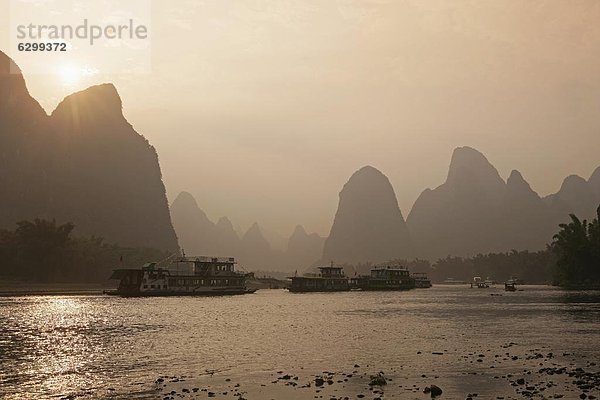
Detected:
[170,191,324,271]
[3,52,597,266]
[173,152,599,270]
[407,146,600,260]
[322,166,411,265]
[0,51,178,251]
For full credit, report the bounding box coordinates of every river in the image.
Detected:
[1,286,599,399]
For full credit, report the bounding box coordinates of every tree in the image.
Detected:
[552,205,600,286]
[13,219,75,281]
[0,218,171,283]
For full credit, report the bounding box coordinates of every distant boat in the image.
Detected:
[288,263,350,292]
[484,277,496,286]
[106,256,256,297]
[504,278,517,292]
[471,276,489,288]
[411,272,432,288]
[288,264,421,292]
[351,266,415,291]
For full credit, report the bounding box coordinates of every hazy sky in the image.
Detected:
[2,0,600,237]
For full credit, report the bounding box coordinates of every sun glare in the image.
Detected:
[57,63,97,86]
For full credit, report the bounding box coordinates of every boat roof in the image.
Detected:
[372,265,408,271]
[174,256,236,263]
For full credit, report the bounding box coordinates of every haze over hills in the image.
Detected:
[170,149,600,268]
[544,174,600,223]
[407,146,600,261]
[287,225,325,271]
[2,48,598,270]
[0,51,178,251]
[170,191,324,271]
[170,191,220,255]
[322,166,411,265]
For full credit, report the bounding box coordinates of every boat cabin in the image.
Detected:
[288,264,349,292]
[350,266,415,290]
[109,256,251,296]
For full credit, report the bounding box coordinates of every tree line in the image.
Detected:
[0,219,170,283]
[354,206,600,287]
[1,206,598,286]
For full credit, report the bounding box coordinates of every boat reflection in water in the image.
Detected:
[107,256,256,297]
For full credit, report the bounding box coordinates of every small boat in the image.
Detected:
[471,276,489,288]
[107,256,256,297]
[484,277,496,286]
[504,280,517,292]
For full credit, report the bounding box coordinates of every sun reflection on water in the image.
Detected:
[1,289,599,399]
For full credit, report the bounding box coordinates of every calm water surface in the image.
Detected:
[1,286,599,399]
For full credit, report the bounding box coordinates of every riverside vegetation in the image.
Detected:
[333,206,600,288]
[0,218,169,283]
[0,207,599,287]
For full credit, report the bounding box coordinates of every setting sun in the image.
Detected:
[57,63,96,86]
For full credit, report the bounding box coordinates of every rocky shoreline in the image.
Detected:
[57,342,599,400]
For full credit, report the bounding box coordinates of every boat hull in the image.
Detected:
[105,288,257,297]
[288,287,350,293]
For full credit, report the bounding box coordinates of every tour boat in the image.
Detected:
[288,264,420,293]
[411,272,433,288]
[288,264,350,292]
[107,256,256,297]
[351,266,415,291]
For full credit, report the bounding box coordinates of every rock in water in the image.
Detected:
[429,385,442,397]
[322,166,411,264]
[368,372,387,386]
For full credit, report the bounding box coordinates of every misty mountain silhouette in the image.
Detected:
[4,49,598,266]
[0,51,178,251]
[322,165,411,264]
[407,146,600,260]
[589,167,600,197]
[170,191,324,270]
[545,174,599,222]
[170,191,220,255]
[286,225,325,271]
[241,222,273,268]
